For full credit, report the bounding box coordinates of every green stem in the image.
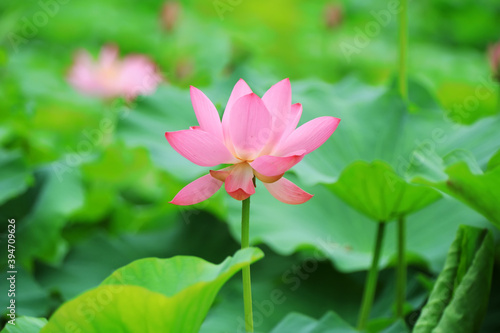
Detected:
[396,216,407,318]
[357,222,386,330]
[399,0,408,101]
[396,0,409,318]
[241,197,253,332]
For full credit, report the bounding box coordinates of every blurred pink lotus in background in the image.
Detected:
[489,42,500,79]
[160,1,181,32]
[324,3,343,29]
[165,78,340,205]
[68,45,162,100]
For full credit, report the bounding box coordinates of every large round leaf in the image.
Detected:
[413,151,500,229]
[326,160,441,222]
[270,311,357,333]
[41,248,263,333]
[289,78,500,187]
[225,175,491,273]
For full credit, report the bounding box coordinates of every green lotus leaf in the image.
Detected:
[270,311,357,333]
[17,169,84,267]
[413,225,494,333]
[412,149,500,229]
[0,149,33,206]
[326,160,441,222]
[41,248,263,333]
[269,311,408,333]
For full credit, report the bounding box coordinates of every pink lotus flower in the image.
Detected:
[68,45,162,100]
[489,42,500,78]
[165,79,340,205]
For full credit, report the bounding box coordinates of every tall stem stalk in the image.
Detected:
[241,197,253,332]
[397,0,409,319]
[357,222,386,330]
[396,216,407,317]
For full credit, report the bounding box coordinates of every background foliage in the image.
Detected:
[1,0,499,332]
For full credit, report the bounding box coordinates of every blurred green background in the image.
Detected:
[1,0,500,332]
